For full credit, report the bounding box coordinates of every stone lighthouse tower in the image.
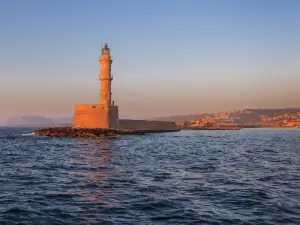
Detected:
[99,43,119,128]
[99,43,112,128]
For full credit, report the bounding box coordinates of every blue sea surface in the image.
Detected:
[0,128,300,224]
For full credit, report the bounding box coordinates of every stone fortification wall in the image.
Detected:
[119,119,179,131]
[73,104,106,128]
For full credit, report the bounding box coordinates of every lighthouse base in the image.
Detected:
[73,104,178,131]
[73,104,106,128]
[73,104,120,129]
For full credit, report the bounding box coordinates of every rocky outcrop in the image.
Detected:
[34,127,145,139]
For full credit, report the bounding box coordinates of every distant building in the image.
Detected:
[279,120,298,127]
[176,121,189,128]
[189,120,216,127]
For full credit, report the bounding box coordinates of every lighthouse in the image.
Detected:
[99,43,113,128]
[99,43,112,108]
[72,43,178,131]
[99,43,119,128]
[73,43,119,129]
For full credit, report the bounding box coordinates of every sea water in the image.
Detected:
[0,127,300,224]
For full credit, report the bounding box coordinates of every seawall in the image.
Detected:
[119,119,180,132]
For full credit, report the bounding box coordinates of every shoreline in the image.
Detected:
[180,126,300,130]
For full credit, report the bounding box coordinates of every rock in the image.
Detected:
[33,127,145,139]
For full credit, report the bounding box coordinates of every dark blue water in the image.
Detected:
[0,128,300,224]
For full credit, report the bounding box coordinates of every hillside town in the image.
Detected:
[174,108,300,128]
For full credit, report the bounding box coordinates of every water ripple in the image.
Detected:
[0,127,300,224]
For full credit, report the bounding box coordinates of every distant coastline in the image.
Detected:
[3,108,300,128]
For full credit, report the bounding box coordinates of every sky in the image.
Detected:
[0,0,300,123]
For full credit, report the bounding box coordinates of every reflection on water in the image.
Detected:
[68,140,118,204]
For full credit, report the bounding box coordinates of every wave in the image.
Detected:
[21,132,35,136]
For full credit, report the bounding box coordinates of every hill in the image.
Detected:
[4,116,72,127]
[153,108,300,125]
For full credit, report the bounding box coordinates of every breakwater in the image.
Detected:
[34,127,145,138]
[119,119,180,131]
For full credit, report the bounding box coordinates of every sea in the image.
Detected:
[0,127,300,225]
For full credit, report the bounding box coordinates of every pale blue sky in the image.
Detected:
[0,0,299,122]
